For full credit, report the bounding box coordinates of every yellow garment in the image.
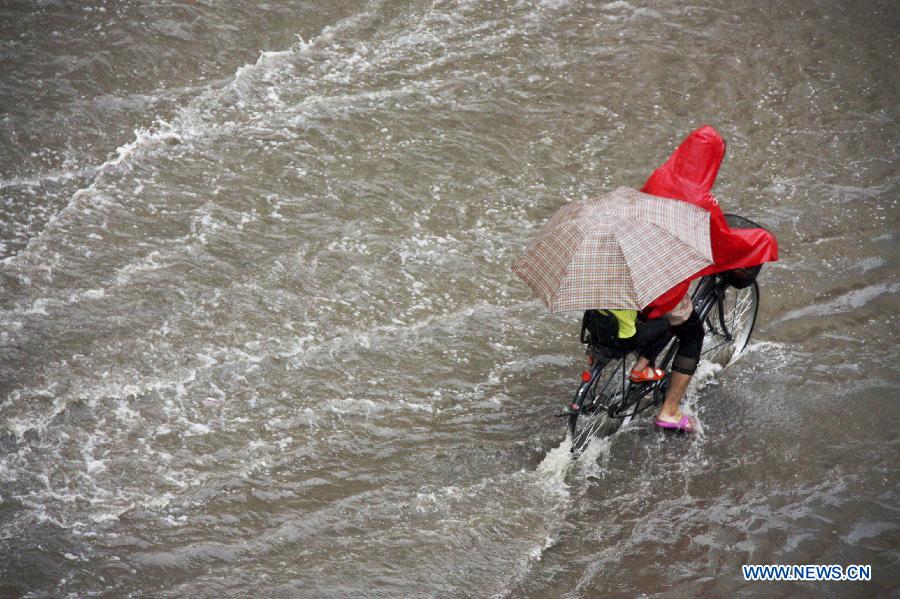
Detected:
[599,309,637,339]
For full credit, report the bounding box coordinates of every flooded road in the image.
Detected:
[1,1,897,596]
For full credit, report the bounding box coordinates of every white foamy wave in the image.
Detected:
[735,340,791,361]
[534,438,573,492]
[0,367,199,440]
[0,15,346,267]
[601,1,663,20]
[0,164,98,190]
[690,359,724,390]
[574,433,614,476]
[776,283,900,322]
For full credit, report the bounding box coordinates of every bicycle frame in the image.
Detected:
[565,274,735,433]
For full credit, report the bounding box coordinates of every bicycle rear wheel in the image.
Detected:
[568,358,625,453]
[702,281,759,365]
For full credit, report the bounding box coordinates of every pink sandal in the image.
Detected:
[654,414,695,433]
[629,366,665,383]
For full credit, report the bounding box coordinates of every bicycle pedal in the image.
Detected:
[628,378,662,386]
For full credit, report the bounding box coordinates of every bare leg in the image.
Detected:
[656,371,692,421]
[633,356,650,371]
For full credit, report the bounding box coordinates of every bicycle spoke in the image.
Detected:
[701,282,758,365]
[569,357,627,451]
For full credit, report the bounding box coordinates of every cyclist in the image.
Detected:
[635,125,779,432]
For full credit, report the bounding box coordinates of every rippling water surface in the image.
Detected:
[1,1,897,596]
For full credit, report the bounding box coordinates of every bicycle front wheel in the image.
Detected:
[569,359,625,453]
[702,281,759,365]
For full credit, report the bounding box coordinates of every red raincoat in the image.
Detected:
[640,126,778,318]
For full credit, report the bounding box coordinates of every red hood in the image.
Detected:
[640,125,779,318]
[641,125,725,210]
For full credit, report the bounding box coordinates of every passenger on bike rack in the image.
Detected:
[587,309,671,371]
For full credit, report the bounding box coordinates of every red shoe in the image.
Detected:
[629,366,665,383]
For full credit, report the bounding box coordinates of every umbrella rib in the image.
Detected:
[618,220,712,306]
[613,224,640,309]
[642,220,714,264]
[549,220,588,311]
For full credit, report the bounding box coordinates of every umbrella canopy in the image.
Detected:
[512,186,713,313]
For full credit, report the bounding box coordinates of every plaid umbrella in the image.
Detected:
[512,187,713,312]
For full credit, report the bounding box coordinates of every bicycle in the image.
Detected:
[561,214,764,453]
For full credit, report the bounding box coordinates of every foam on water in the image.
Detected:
[534,437,574,491]
[2,0,898,596]
[1,4,381,268]
[0,165,99,191]
[776,282,900,322]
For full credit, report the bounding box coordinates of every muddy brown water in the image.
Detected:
[1,1,897,597]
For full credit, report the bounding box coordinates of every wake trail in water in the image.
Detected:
[0,5,379,268]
